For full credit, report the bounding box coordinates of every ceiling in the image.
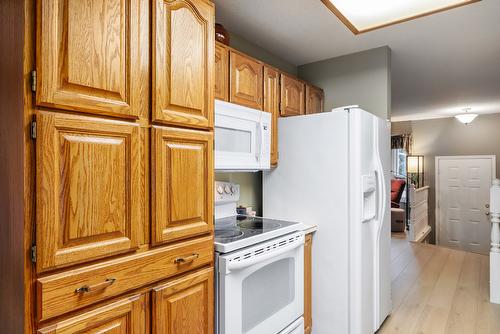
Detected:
[214,0,500,121]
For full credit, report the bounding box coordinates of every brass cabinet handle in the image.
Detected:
[75,278,116,294]
[174,253,199,264]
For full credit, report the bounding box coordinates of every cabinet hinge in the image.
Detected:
[31,245,37,263]
[31,120,37,140]
[31,70,37,92]
[278,102,282,111]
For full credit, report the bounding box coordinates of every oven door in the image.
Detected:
[218,233,304,334]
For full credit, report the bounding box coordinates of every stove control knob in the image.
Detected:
[224,185,231,194]
[230,185,236,194]
[217,186,224,194]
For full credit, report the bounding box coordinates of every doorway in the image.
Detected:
[436,155,495,255]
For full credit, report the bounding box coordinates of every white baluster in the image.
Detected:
[490,179,500,304]
[491,179,500,253]
[492,213,500,253]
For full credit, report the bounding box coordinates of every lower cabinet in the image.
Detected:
[38,267,214,333]
[152,267,214,334]
[37,294,148,334]
[304,233,313,334]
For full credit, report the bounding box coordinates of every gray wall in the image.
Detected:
[394,113,500,243]
[298,46,392,119]
[229,32,298,76]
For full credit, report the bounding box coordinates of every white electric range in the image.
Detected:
[214,181,305,334]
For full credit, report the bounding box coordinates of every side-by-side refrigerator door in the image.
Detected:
[375,114,392,330]
[348,108,391,334]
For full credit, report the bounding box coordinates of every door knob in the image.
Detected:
[486,204,490,208]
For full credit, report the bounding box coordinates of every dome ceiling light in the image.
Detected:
[455,108,478,125]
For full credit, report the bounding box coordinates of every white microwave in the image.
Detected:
[215,100,271,171]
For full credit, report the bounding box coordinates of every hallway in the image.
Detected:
[379,236,500,333]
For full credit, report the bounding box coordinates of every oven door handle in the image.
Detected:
[224,240,303,273]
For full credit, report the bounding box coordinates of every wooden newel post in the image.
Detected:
[490,179,500,304]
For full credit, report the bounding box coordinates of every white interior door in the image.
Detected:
[436,156,495,255]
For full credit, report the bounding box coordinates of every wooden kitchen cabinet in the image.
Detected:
[37,294,148,334]
[152,126,214,245]
[229,51,264,110]
[215,42,229,101]
[152,0,215,130]
[306,84,325,114]
[36,111,142,273]
[8,0,216,332]
[280,74,305,117]
[264,66,280,166]
[36,0,149,119]
[152,267,214,334]
[304,233,313,334]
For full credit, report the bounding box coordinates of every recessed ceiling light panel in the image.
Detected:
[322,0,480,34]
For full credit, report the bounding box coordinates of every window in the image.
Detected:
[392,148,407,178]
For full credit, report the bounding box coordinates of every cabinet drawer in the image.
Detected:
[37,235,213,321]
[37,294,148,334]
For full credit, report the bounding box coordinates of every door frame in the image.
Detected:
[435,155,496,247]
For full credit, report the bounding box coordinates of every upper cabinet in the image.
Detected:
[306,84,325,114]
[153,0,215,130]
[281,74,305,117]
[36,0,149,119]
[229,51,263,110]
[152,126,213,245]
[36,112,142,273]
[263,66,280,166]
[215,43,229,101]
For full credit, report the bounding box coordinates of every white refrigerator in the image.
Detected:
[263,106,391,334]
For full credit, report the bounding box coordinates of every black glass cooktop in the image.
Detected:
[214,215,299,244]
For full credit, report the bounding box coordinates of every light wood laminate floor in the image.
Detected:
[378,234,500,334]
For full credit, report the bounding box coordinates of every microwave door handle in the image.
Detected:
[225,240,303,273]
[255,121,262,161]
[257,121,265,161]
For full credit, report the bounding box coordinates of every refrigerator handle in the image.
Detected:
[372,120,388,329]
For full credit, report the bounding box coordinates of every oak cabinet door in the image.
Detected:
[37,294,148,334]
[153,0,215,129]
[280,74,305,117]
[36,112,142,273]
[229,51,263,110]
[152,126,213,245]
[306,84,324,115]
[264,66,280,166]
[215,43,229,101]
[152,268,214,334]
[36,0,149,119]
